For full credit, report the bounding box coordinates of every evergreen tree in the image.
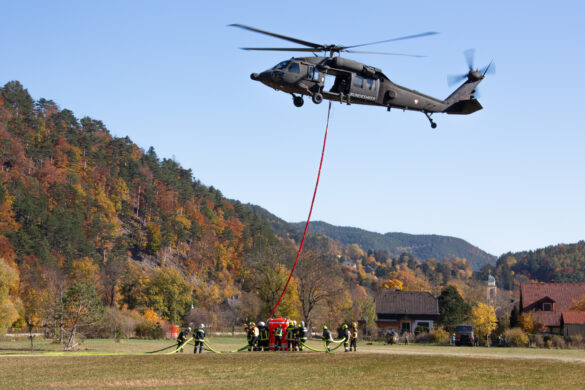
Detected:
[438,285,471,332]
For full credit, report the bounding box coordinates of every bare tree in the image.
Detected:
[296,251,344,329]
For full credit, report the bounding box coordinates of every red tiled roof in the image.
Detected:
[521,283,585,312]
[375,290,439,315]
[562,311,585,325]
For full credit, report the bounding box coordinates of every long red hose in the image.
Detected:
[268,101,332,318]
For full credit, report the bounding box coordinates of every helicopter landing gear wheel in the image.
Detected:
[312,92,323,104]
[424,112,437,129]
[293,95,304,107]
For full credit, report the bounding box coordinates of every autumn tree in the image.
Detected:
[19,263,50,351]
[118,262,149,310]
[145,267,193,324]
[62,281,104,350]
[0,258,19,331]
[471,302,497,346]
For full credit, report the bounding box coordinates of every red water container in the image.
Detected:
[168,324,179,339]
[267,317,290,350]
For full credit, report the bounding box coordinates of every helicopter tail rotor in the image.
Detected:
[447,49,495,87]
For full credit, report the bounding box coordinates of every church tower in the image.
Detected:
[487,271,497,307]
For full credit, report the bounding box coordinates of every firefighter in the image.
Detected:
[273,324,283,351]
[258,321,269,351]
[286,321,296,351]
[342,324,351,352]
[176,327,191,353]
[350,322,358,352]
[193,324,205,354]
[322,325,333,352]
[247,322,259,351]
[292,321,299,351]
[298,321,308,351]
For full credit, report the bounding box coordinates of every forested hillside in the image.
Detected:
[493,241,585,287]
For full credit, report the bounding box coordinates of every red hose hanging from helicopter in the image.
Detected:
[268,101,331,319]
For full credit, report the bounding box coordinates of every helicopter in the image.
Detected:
[230,24,494,128]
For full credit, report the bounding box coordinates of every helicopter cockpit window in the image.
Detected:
[353,75,365,88]
[274,61,290,70]
[288,62,300,73]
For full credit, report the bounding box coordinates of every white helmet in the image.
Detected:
[200,324,205,328]
[258,321,265,327]
[187,327,192,332]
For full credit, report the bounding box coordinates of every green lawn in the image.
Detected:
[1,338,585,389]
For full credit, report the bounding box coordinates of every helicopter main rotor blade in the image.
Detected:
[229,24,322,49]
[345,50,427,57]
[240,47,321,52]
[343,32,439,50]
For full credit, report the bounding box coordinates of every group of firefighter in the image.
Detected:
[245,321,359,352]
[177,320,358,353]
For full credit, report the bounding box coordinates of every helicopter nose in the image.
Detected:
[250,73,260,81]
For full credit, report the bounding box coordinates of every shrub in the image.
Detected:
[135,321,163,339]
[568,334,585,349]
[551,335,566,349]
[429,326,450,345]
[415,332,430,344]
[531,334,545,348]
[504,328,529,347]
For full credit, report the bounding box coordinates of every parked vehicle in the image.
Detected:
[455,325,474,346]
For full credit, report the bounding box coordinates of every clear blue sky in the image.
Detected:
[1,1,584,256]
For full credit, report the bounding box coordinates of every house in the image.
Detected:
[561,311,585,337]
[520,282,585,335]
[375,290,439,334]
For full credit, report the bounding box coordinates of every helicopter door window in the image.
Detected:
[308,66,320,81]
[353,75,365,88]
[366,78,375,90]
[288,62,300,73]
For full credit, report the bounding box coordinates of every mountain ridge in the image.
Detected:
[245,204,496,271]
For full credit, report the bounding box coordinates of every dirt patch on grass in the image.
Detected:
[46,378,245,388]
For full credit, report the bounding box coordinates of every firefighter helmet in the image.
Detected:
[200,324,205,328]
[258,321,265,327]
[342,324,348,329]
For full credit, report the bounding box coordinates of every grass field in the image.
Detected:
[2,337,585,389]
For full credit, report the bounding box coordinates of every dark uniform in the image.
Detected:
[176,329,189,353]
[322,325,333,352]
[273,325,283,351]
[342,324,351,352]
[258,323,269,351]
[350,324,358,352]
[286,322,296,351]
[298,323,308,351]
[194,326,205,354]
[247,323,259,351]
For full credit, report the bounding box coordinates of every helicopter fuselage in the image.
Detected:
[252,56,456,112]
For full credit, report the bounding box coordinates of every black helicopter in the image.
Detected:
[230,24,494,128]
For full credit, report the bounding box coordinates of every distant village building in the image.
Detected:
[520,282,585,335]
[375,290,439,334]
